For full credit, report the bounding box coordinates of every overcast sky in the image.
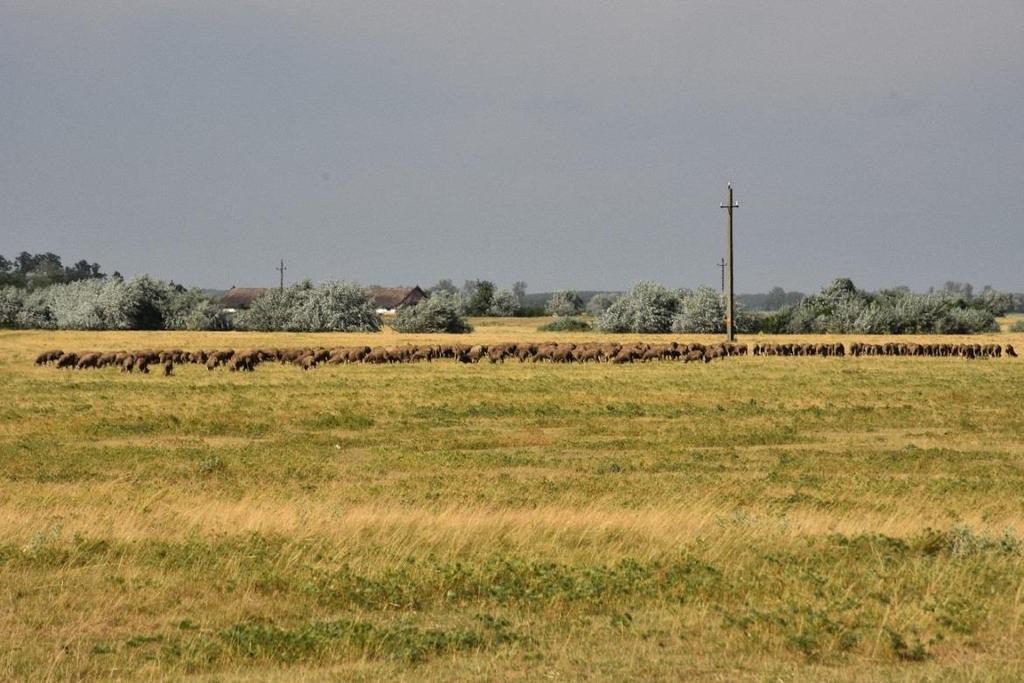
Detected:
[2,2,1023,293]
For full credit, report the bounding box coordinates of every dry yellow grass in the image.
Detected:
[1,319,1023,681]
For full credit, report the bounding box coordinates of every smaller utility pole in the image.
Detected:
[720,184,739,342]
[276,259,287,291]
[718,258,726,293]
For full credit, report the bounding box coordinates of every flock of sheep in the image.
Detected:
[34,339,1017,375]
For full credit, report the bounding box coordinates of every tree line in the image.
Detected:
[0,252,108,289]
[0,253,1019,334]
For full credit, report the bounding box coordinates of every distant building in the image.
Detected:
[367,286,427,314]
[219,284,427,315]
[220,287,268,312]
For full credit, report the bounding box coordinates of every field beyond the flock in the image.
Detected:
[2,318,1024,681]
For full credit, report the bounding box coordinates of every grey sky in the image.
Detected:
[2,1,1023,293]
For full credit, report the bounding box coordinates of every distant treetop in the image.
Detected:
[0,252,105,290]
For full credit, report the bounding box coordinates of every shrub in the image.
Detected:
[974,288,1014,316]
[850,301,897,334]
[0,287,24,327]
[288,282,381,332]
[546,290,584,317]
[15,289,55,329]
[939,306,998,334]
[235,282,380,332]
[487,289,521,317]
[758,308,792,334]
[235,286,307,331]
[1009,319,1024,333]
[164,289,230,330]
[390,291,472,333]
[47,279,126,330]
[788,278,870,333]
[125,275,174,330]
[672,286,756,334]
[597,282,680,333]
[785,278,998,335]
[538,317,591,332]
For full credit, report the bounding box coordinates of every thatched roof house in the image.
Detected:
[221,287,268,311]
[368,286,427,313]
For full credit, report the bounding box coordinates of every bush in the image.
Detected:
[974,288,1014,316]
[46,279,134,330]
[1009,319,1024,333]
[15,289,55,329]
[939,306,998,334]
[288,282,381,332]
[13,276,226,331]
[487,289,521,317]
[235,286,307,331]
[597,282,680,333]
[672,287,756,334]
[538,317,591,332]
[758,308,792,334]
[546,290,584,317]
[390,291,472,333]
[781,279,1000,335]
[235,282,380,332]
[164,288,230,330]
[0,287,24,327]
[125,275,173,330]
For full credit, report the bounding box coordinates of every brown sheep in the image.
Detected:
[35,349,63,366]
[411,346,436,363]
[76,353,102,369]
[486,344,510,363]
[363,348,390,364]
[610,348,636,364]
[162,360,174,376]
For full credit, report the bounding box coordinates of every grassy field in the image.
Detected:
[2,318,1024,681]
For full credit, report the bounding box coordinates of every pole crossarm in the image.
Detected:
[277,260,287,291]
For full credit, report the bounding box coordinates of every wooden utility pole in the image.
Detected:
[718,258,726,293]
[720,185,739,341]
[276,259,286,291]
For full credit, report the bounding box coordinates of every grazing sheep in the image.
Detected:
[35,349,63,366]
[76,353,102,370]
